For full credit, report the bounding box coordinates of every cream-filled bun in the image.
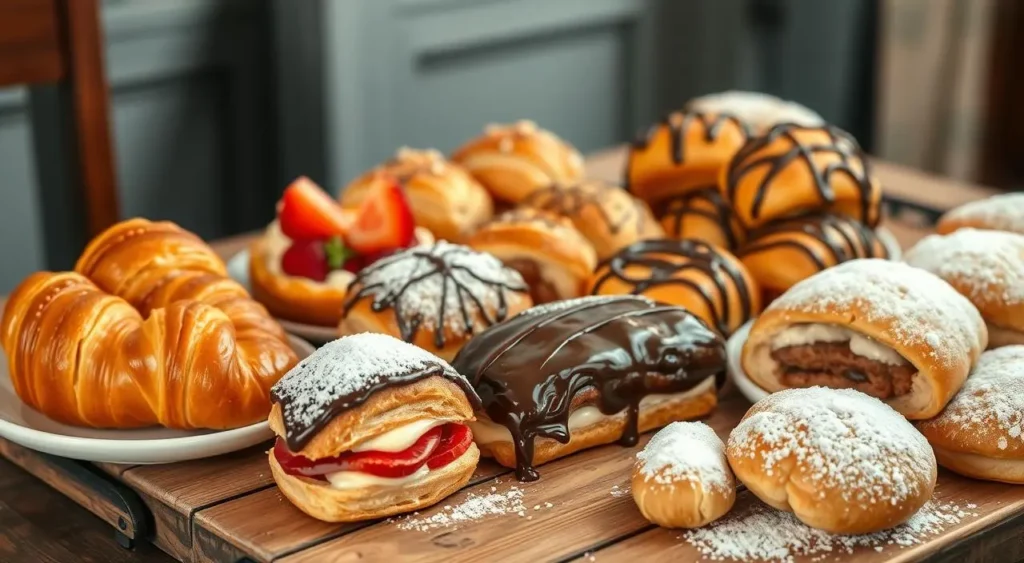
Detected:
[937,193,1024,236]
[268,333,481,523]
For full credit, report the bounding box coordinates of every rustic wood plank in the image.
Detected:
[0,0,64,87]
[93,462,137,478]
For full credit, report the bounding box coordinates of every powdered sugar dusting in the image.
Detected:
[728,387,935,506]
[682,498,978,562]
[769,259,984,368]
[942,193,1024,234]
[395,486,527,531]
[905,229,1024,306]
[636,422,732,491]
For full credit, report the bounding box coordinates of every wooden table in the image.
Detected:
[0,147,1013,563]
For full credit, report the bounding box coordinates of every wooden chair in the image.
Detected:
[0,0,118,265]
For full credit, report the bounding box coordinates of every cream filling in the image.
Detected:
[469,378,714,445]
[261,220,354,289]
[770,323,906,366]
[351,419,446,452]
[325,464,430,490]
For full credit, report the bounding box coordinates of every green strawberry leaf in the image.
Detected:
[324,236,355,270]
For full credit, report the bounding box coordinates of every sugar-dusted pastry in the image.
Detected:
[465,208,597,304]
[905,229,1024,348]
[737,214,891,301]
[522,180,665,260]
[1,218,299,429]
[742,259,987,419]
[722,123,882,229]
[727,387,936,534]
[657,187,746,250]
[589,239,760,337]
[685,90,825,133]
[632,422,735,529]
[452,295,726,481]
[268,333,481,522]
[937,193,1024,236]
[451,120,584,205]
[916,346,1024,484]
[340,147,494,243]
[338,241,532,361]
[626,111,750,205]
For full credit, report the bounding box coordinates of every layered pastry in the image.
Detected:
[917,346,1024,484]
[465,208,597,304]
[451,120,585,206]
[521,180,665,260]
[338,242,532,362]
[451,295,727,481]
[1,218,298,429]
[588,239,760,337]
[340,147,494,243]
[632,421,735,529]
[937,192,1024,236]
[268,333,481,522]
[685,91,825,133]
[737,214,891,302]
[657,187,746,251]
[626,111,750,206]
[250,177,431,327]
[905,229,1024,348]
[742,259,987,419]
[722,123,882,229]
[727,387,936,534]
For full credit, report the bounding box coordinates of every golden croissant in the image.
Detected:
[1,218,299,429]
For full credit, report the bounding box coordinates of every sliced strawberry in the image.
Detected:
[278,176,353,240]
[344,179,416,255]
[274,426,442,479]
[281,240,328,281]
[426,424,474,470]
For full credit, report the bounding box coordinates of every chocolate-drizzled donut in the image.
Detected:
[657,187,746,251]
[588,239,760,337]
[722,123,881,229]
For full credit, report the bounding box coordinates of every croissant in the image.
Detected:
[1,218,299,429]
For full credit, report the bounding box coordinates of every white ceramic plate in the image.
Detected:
[877,225,902,260]
[226,249,339,345]
[0,335,315,464]
[725,320,770,405]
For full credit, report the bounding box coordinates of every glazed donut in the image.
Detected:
[657,187,746,251]
[937,193,1024,236]
[686,90,824,133]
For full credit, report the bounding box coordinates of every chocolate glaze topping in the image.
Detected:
[591,239,755,336]
[658,187,742,249]
[724,123,878,227]
[522,181,645,236]
[451,295,726,481]
[738,214,889,268]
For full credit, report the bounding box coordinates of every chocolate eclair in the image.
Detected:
[451,295,727,481]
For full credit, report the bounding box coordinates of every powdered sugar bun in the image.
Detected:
[686,90,824,133]
[937,193,1024,236]
[742,259,987,419]
[917,346,1024,483]
[727,387,937,534]
[905,229,1024,348]
[632,422,736,528]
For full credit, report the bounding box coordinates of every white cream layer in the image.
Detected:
[261,220,354,288]
[469,377,715,445]
[351,419,446,452]
[326,464,430,490]
[770,323,906,365]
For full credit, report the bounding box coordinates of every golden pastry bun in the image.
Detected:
[722,123,881,229]
[337,242,532,362]
[937,193,1024,236]
[658,187,746,250]
[340,148,494,242]
[627,111,749,206]
[522,180,665,260]
[466,208,597,303]
[743,259,987,419]
[686,91,825,133]
[588,239,760,337]
[632,421,735,529]
[916,346,1024,483]
[727,387,937,534]
[451,120,584,205]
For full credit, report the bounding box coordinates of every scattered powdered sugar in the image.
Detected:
[942,193,1024,234]
[395,486,527,532]
[917,346,1024,449]
[728,387,935,506]
[686,90,825,130]
[682,498,978,562]
[636,422,732,491]
[904,228,1024,306]
[768,259,984,368]
[519,294,654,317]
[610,484,631,498]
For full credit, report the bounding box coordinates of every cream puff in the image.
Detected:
[937,193,1024,236]
[685,91,825,133]
[451,295,726,481]
[268,333,481,523]
[338,241,533,362]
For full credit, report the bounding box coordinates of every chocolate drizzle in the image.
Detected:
[659,187,742,249]
[738,214,889,269]
[451,295,726,481]
[724,123,878,226]
[341,242,528,350]
[591,239,755,336]
[522,181,642,236]
[481,207,565,231]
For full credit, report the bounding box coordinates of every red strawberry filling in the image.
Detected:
[274,423,473,481]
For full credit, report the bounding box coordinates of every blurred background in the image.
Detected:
[0,0,1018,291]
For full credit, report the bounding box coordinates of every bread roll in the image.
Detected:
[937,193,1024,236]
